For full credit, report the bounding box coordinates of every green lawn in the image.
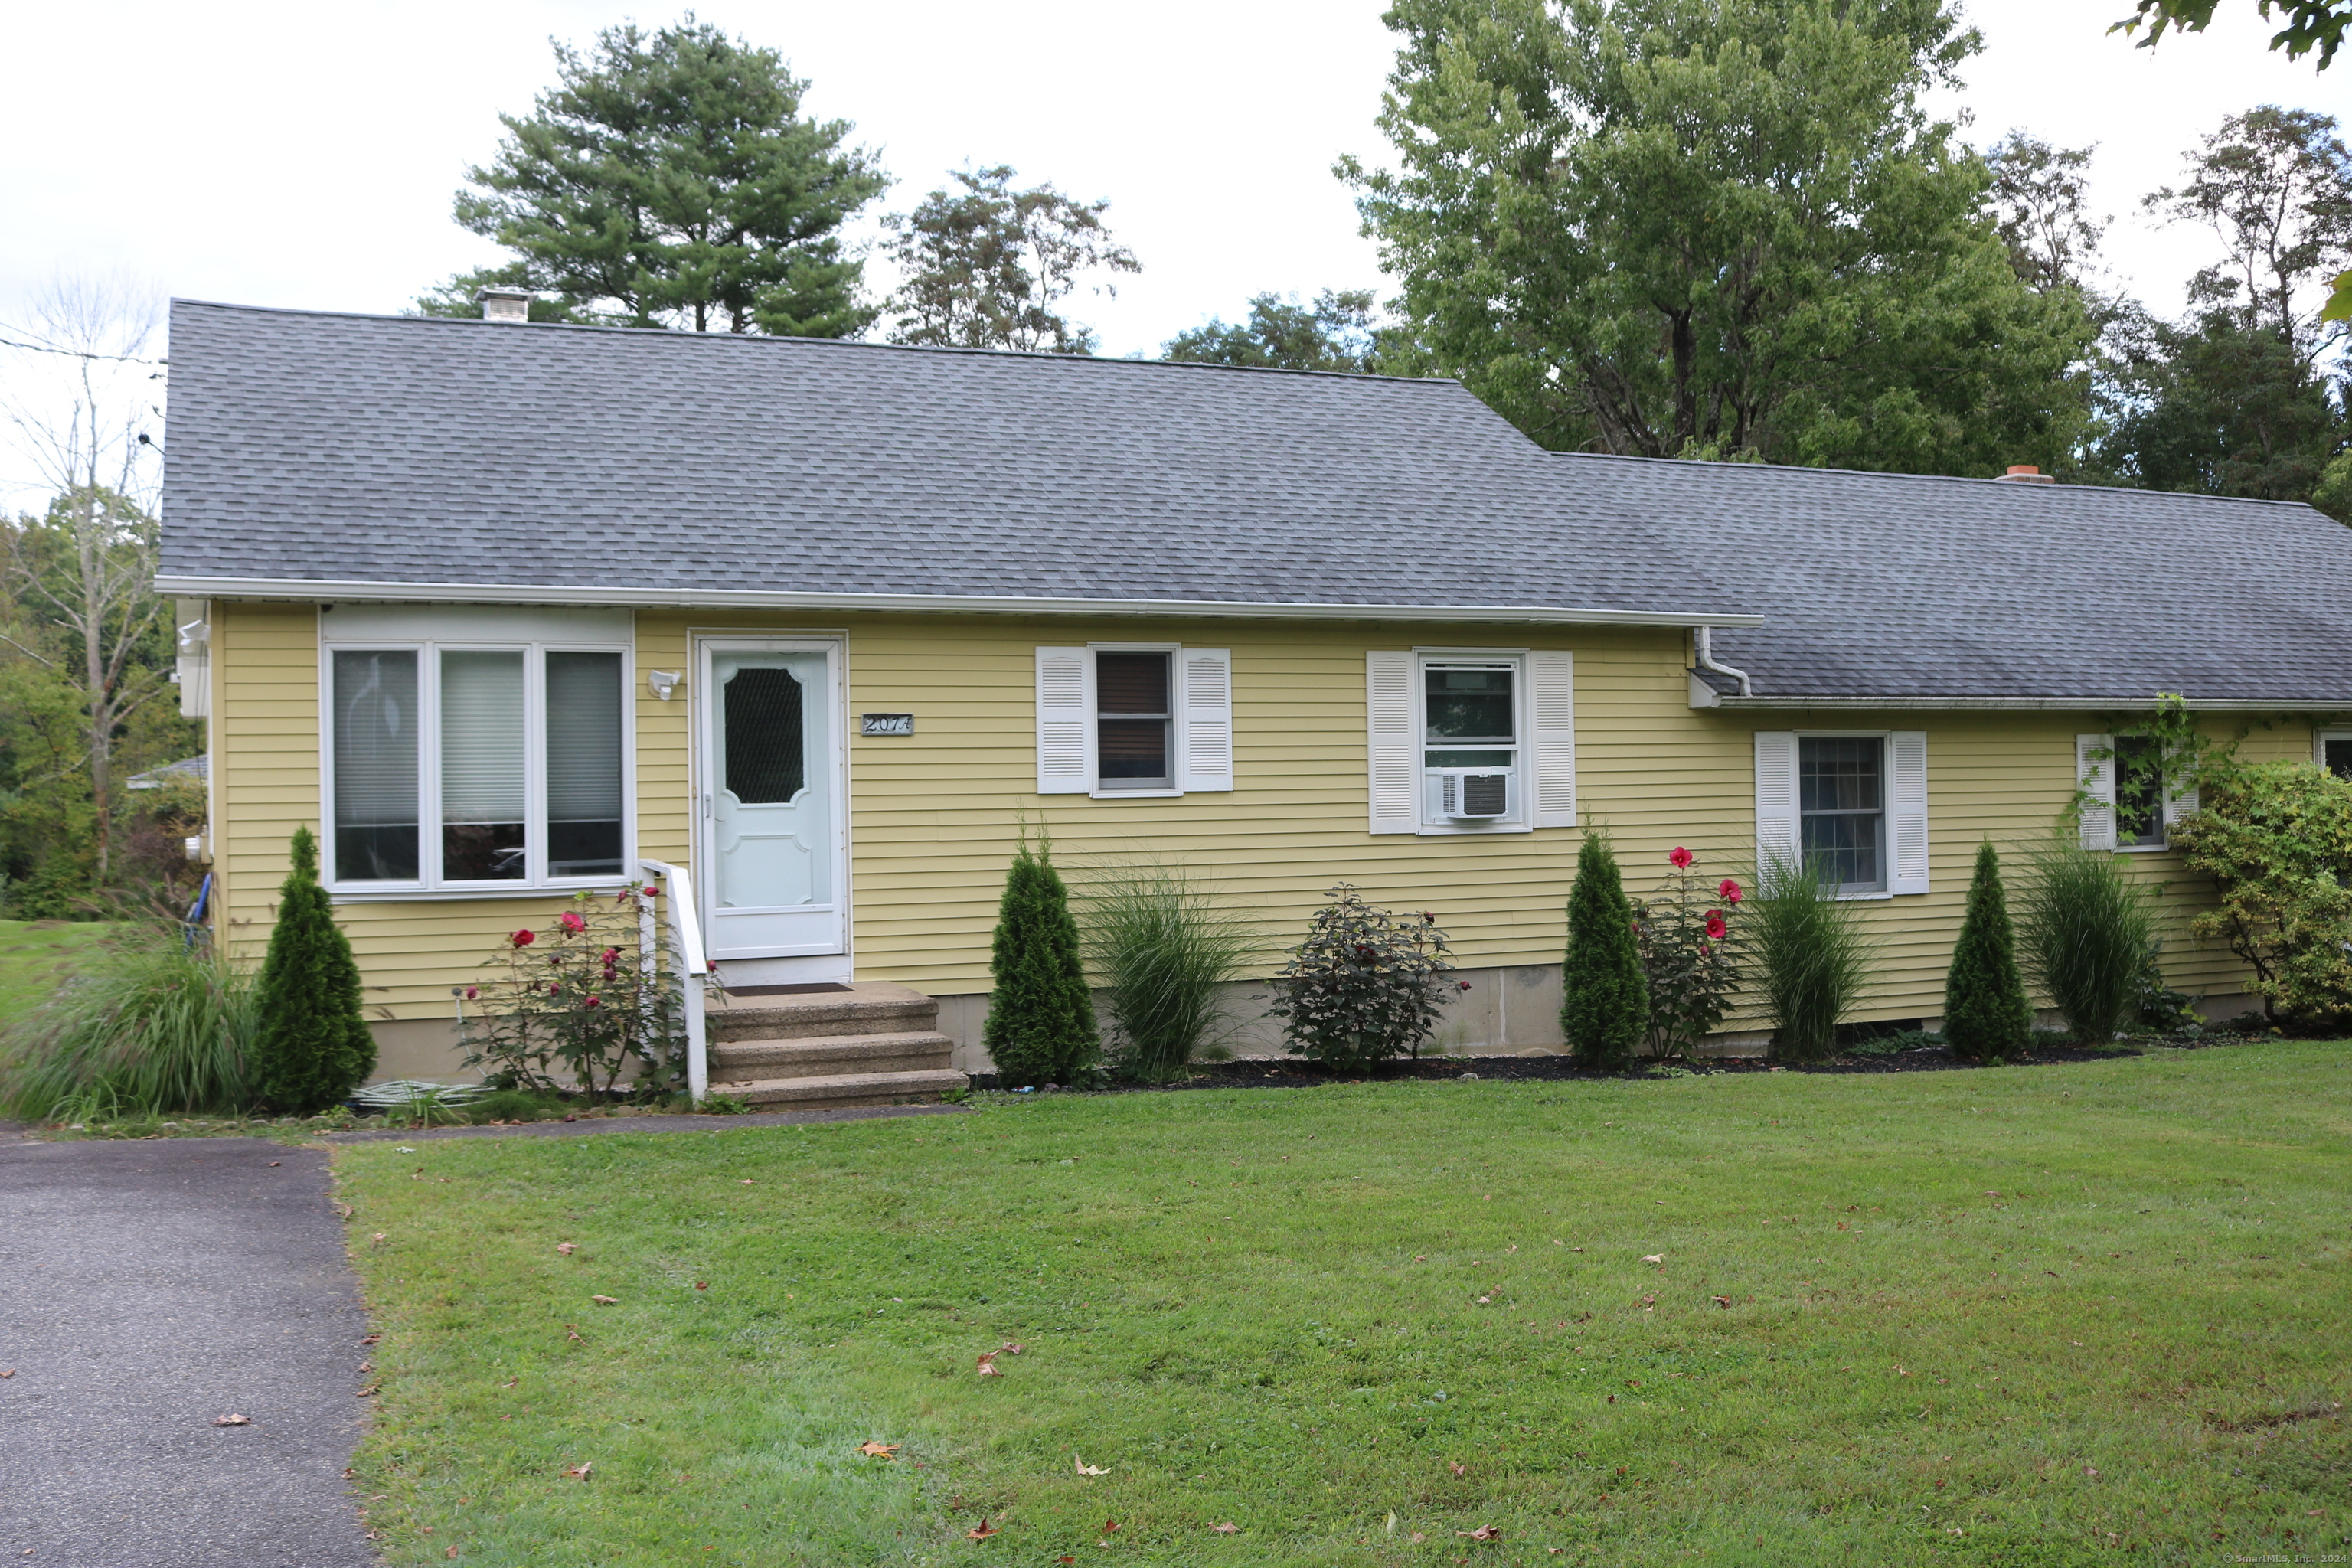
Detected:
[337,1044,2350,1566]
[0,919,119,1027]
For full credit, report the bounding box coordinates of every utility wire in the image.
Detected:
[0,324,167,365]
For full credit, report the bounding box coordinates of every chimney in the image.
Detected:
[1994,464,2056,485]
[476,287,532,324]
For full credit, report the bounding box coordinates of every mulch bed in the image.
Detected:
[969,1031,2267,1094]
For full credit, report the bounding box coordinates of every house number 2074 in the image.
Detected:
[860,713,914,737]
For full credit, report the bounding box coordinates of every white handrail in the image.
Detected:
[637,859,710,1102]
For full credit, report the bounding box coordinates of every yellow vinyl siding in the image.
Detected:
[216,600,2308,1030]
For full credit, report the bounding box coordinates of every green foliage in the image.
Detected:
[882,166,1141,354]
[2168,759,2352,1023]
[1075,859,1263,1083]
[249,828,376,1114]
[982,835,1099,1086]
[1628,847,1743,1061]
[422,18,887,335]
[1943,841,2035,1062]
[2111,0,2349,69]
[2314,446,2352,521]
[0,926,257,1119]
[1749,847,1877,1062]
[1267,884,1458,1070]
[1344,0,2096,472]
[1561,832,1648,1069]
[2016,837,2157,1045]
[1161,290,1389,373]
[459,884,688,1099]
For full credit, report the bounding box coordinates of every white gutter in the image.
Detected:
[1693,626,1753,697]
[150,573,1764,631]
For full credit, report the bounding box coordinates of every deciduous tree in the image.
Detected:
[882,167,1138,354]
[1163,289,1386,372]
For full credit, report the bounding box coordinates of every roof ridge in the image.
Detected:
[167,298,1459,387]
[1545,447,2321,510]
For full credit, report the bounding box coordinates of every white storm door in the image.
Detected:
[696,639,847,960]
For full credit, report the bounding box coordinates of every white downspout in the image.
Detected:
[1695,626,1753,698]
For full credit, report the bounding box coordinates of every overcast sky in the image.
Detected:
[1,0,2343,508]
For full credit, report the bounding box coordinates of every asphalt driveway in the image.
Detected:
[0,1135,375,1566]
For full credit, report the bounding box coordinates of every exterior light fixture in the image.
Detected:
[647,669,683,701]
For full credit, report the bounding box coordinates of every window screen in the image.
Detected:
[724,666,806,804]
[1799,737,1883,891]
[547,652,625,876]
[1096,652,1171,786]
[332,650,420,881]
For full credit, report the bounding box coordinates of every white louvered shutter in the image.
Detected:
[2162,761,2198,828]
[1754,732,1799,880]
[1528,650,1576,828]
[2076,734,2116,851]
[1367,651,1418,834]
[1178,648,1233,792]
[1888,730,1929,894]
[1035,648,1094,794]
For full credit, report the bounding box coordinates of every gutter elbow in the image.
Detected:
[1695,626,1753,698]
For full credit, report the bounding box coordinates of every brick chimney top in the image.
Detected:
[1995,464,2056,485]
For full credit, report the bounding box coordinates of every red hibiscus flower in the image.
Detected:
[1705,912,1728,940]
[1669,846,1694,868]
[583,995,600,1008]
[463,986,479,1001]
[510,929,535,949]
[558,910,586,934]
[1718,878,1743,904]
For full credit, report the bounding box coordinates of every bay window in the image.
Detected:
[324,612,629,892]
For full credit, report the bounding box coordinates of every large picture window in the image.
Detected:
[326,631,629,891]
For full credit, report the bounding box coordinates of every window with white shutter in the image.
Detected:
[1034,648,1093,794]
[1754,732,1799,882]
[1034,645,1231,797]
[1888,730,1929,895]
[1528,650,1576,828]
[2076,734,2117,851]
[1178,648,1234,792]
[1366,651,1417,834]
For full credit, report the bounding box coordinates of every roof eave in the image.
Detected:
[152,573,1764,630]
[1697,691,2341,712]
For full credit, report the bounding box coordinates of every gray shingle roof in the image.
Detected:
[155,301,1743,624]
[1550,453,2352,707]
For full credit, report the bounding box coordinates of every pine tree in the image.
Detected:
[982,834,1099,1087]
[1944,841,2035,1063]
[1562,831,1648,1070]
[250,827,376,1112]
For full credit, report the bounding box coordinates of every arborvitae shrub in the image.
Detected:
[1943,841,2035,1062]
[250,827,376,1113]
[982,835,1099,1086]
[1561,831,1648,1070]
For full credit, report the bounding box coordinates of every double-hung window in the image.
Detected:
[1364,648,1576,834]
[324,606,632,893]
[1033,644,1233,796]
[2076,731,2194,851]
[1423,661,1520,823]
[1755,730,1929,896]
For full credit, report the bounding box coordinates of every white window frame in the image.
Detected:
[2109,733,2169,852]
[319,610,635,900]
[1794,730,1893,897]
[1757,729,1928,900]
[2314,727,2352,779]
[1034,642,1233,799]
[1089,641,1184,799]
[1413,648,1534,836]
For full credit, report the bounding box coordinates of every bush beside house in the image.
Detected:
[250,827,375,1113]
[982,835,1099,1087]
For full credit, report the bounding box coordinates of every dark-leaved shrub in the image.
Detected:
[1267,884,1456,1070]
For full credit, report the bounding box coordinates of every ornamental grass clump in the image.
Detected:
[250,826,376,1113]
[982,833,1099,1088]
[1630,844,1744,1061]
[2017,836,2154,1045]
[1267,884,1456,1071]
[0,927,260,1120]
[1749,845,1876,1062]
[1076,858,1263,1083]
[1943,841,2034,1062]
[1561,831,1647,1070]
[460,884,689,1099]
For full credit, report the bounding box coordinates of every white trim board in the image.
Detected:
[156,573,1762,629]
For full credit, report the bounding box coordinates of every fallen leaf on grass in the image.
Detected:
[738,1179,754,1185]
[975,1352,1001,1376]
[1001,1341,1025,1354]
[564,1462,593,1481]
[965,1518,998,1540]
[1211,1522,1240,1534]
[1712,1295,1733,1308]
[1074,1454,1109,1476]
[695,1282,708,1291]
[1459,1525,1501,1540]
[211,1414,250,1426]
[357,1385,380,1397]
[370,1233,387,1247]
[556,1243,577,1255]
[1409,1532,1426,1544]
[1640,1254,1663,1265]
[1449,1461,1468,1477]
[565,1325,586,1344]
[591,1295,619,1306]
[858,1442,899,1458]
[1102,1518,1120,1534]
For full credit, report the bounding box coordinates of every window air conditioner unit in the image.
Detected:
[1442,773,1510,820]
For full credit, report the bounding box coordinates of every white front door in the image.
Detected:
[695,638,847,962]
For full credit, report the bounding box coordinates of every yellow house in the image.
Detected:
[155,299,2352,1102]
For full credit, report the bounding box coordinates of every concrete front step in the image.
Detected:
[724,1067,969,1110]
[708,981,939,1044]
[710,1031,954,1083]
